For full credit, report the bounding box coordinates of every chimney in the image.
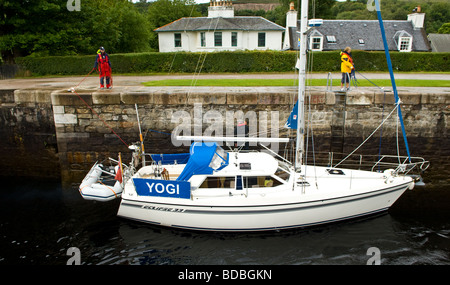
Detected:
[407,7,425,29]
[286,2,297,28]
[283,2,298,50]
[208,0,234,18]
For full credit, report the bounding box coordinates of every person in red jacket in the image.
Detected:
[94,47,112,89]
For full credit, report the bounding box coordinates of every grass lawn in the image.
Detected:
[142,78,450,87]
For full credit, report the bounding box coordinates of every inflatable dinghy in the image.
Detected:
[79,162,123,202]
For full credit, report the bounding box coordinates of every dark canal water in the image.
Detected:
[1,174,449,267]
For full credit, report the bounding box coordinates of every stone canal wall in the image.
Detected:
[0,86,448,184]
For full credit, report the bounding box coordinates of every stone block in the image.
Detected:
[35,90,53,103]
[307,91,327,105]
[0,89,15,104]
[187,92,227,104]
[421,93,450,105]
[76,107,91,114]
[53,106,65,114]
[346,90,374,105]
[325,91,335,105]
[374,91,396,104]
[92,92,121,105]
[51,91,93,106]
[54,113,77,125]
[153,91,187,105]
[14,89,36,103]
[396,93,421,105]
[257,92,291,105]
[226,92,258,105]
[121,92,153,105]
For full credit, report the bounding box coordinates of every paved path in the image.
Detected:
[1,73,449,93]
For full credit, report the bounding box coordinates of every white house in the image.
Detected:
[283,3,430,52]
[154,0,285,52]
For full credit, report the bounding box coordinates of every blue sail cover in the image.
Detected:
[176,142,229,181]
[285,102,298,129]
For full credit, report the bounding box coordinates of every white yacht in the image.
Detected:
[79,0,428,231]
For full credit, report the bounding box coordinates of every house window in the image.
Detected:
[394,30,412,52]
[174,33,181,47]
[326,35,336,43]
[231,32,237,47]
[258,32,266,47]
[310,36,322,51]
[200,32,206,47]
[358,39,365,45]
[399,36,412,52]
[214,32,222,47]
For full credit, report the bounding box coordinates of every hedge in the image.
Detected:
[14,50,450,76]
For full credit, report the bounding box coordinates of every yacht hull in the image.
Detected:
[117,181,411,232]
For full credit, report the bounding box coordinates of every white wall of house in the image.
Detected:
[158,30,283,52]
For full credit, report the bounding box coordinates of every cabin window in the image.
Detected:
[174,33,182,47]
[231,32,238,47]
[200,32,206,47]
[239,163,251,170]
[243,176,282,188]
[199,175,281,189]
[208,146,228,170]
[214,32,222,47]
[258,32,266,47]
[275,167,290,182]
[236,175,243,190]
[200,176,234,189]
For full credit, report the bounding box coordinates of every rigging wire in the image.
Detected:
[71,88,129,148]
[333,103,400,168]
[188,16,220,99]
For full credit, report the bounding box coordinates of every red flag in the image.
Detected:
[115,166,122,183]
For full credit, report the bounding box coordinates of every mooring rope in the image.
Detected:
[70,70,130,148]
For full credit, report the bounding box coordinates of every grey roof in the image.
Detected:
[428,33,450,52]
[155,16,285,32]
[289,20,430,51]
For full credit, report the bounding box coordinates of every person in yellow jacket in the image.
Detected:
[340,47,354,91]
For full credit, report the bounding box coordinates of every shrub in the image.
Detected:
[14,51,450,76]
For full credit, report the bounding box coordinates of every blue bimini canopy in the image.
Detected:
[176,142,229,181]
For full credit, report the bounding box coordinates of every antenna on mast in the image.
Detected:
[135,104,146,167]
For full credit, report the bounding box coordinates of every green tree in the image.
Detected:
[117,8,152,53]
[0,0,83,60]
[147,0,201,50]
[147,0,201,29]
[425,3,450,34]
[278,0,335,19]
[0,0,153,61]
[438,23,450,34]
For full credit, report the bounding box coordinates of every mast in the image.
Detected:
[295,0,309,171]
